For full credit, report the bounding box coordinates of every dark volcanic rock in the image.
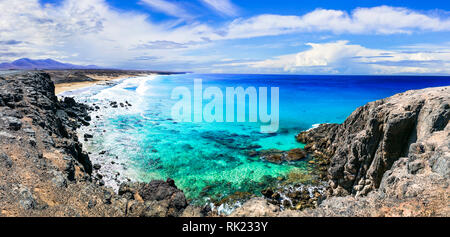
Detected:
[259,148,308,164]
[0,150,13,168]
[260,150,284,164]
[139,180,188,209]
[297,87,450,197]
[285,149,307,161]
[103,190,112,205]
[2,117,22,131]
[117,179,189,217]
[118,182,137,200]
[84,133,93,139]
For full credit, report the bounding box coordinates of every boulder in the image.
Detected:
[2,116,22,131]
[0,151,13,168]
[138,179,188,214]
[285,148,307,161]
[262,153,284,164]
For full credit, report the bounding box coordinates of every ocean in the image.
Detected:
[63,74,450,206]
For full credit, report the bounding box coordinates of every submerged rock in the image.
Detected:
[285,148,307,161]
[258,148,308,164]
[262,153,284,164]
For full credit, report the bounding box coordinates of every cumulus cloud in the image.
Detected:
[225,6,450,39]
[221,41,450,74]
[200,0,238,16]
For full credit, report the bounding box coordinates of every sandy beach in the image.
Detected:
[54,73,152,94]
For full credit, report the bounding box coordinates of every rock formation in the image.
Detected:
[233,86,449,217]
[297,86,449,197]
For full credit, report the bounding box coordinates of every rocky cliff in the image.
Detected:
[232,86,449,217]
[0,72,192,217]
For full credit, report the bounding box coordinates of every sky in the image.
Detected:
[1,0,450,74]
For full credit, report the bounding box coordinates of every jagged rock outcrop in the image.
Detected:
[233,86,449,217]
[0,72,191,217]
[118,179,190,217]
[297,86,450,197]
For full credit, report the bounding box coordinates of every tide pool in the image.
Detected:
[66,74,450,204]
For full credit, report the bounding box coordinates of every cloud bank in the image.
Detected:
[1,0,450,73]
[226,6,450,39]
[220,41,450,74]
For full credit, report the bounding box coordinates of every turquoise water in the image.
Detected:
[66,74,450,204]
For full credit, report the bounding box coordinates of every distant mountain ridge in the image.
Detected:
[0,58,100,70]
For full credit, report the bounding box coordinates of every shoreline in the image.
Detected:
[73,87,327,214]
[64,73,328,214]
[55,73,155,94]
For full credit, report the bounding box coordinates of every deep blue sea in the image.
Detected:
[63,74,450,205]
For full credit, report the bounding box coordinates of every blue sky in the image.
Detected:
[2,0,450,74]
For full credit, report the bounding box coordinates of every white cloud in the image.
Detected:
[140,0,192,19]
[200,0,238,16]
[294,41,379,67]
[1,1,450,73]
[0,0,219,67]
[225,6,450,39]
[219,41,450,74]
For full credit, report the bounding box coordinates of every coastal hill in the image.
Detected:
[0,72,448,217]
[0,58,100,70]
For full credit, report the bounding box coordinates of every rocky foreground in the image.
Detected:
[232,86,449,217]
[0,72,448,217]
[0,72,200,217]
